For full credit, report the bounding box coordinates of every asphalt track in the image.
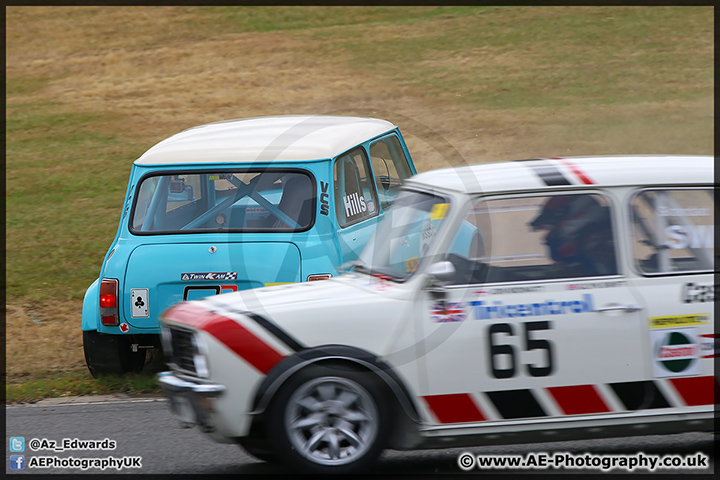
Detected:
[5,395,715,475]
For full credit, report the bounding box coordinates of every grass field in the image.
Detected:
[5,6,713,401]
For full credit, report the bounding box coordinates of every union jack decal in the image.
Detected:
[431,302,467,323]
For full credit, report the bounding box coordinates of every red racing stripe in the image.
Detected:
[164,303,285,375]
[547,384,611,415]
[422,393,486,424]
[668,376,715,407]
[557,158,595,185]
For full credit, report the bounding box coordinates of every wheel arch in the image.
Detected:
[248,344,423,449]
[81,278,100,331]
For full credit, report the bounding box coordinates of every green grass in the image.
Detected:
[196,6,488,32]
[6,371,162,404]
[6,100,146,301]
[337,6,713,109]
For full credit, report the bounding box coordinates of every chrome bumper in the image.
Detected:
[157,371,226,432]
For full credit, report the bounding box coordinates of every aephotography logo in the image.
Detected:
[652,328,699,377]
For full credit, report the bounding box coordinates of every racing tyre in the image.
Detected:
[237,436,276,464]
[83,331,146,377]
[267,364,389,474]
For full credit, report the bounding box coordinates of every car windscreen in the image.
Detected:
[130,169,316,234]
[356,189,451,281]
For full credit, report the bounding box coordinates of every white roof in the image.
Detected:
[135,115,397,165]
[407,155,714,194]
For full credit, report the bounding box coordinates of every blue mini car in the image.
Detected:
[82,115,417,376]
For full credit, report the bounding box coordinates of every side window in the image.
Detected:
[446,193,618,285]
[630,188,714,274]
[369,135,413,209]
[334,147,379,227]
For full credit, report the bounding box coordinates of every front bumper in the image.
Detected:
[157,371,226,433]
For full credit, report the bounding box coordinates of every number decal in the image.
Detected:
[488,321,554,378]
[487,323,516,379]
[523,321,554,377]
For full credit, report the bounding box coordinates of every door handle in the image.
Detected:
[597,304,643,313]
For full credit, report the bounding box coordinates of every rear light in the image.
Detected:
[307,273,332,282]
[100,278,119,326]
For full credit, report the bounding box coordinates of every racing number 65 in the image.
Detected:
[487,321,554,379]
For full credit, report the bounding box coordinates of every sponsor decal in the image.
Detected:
[319,181,330,216]
[343,192,367,218]
[471,294,594,320]
[367,198,376,214]
[478,286,544,295]
[244,207,269,218]
[130,288,149,318]
[652,328,700,377]
[119,323,129,333]
[566,280,626,290]
[431,302,467,323]
[664,224,713,249]
[699,334,717,358]
[430,203,449,220]
[181,272,238,281]
[406,256,420,273]
[657,206,711,217]
[681,283,717,303]
[649,313,710,328]
[420,220,435,254]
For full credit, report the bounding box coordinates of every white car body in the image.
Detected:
[159,155,715,473]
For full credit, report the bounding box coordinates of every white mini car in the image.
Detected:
[158,155,715,473]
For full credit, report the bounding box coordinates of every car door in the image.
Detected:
[417,191,652,426]
[624,187,715,408]
[334,147,381,263]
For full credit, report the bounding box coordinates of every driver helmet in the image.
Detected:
[530,195,605,264]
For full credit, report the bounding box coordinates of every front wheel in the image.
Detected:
[267,365,389,474]
[83,331,146,377]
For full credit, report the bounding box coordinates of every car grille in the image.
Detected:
[165,326,198,375]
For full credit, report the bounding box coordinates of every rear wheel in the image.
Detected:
[267,364,389,474]
[83,331,146,377]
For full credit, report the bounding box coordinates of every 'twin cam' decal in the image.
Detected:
[181,272,238,281]
[652,328,700,377]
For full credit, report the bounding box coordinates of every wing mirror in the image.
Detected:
[426,261,456,285]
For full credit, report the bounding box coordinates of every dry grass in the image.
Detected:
[6,301,87,378]
[5,6,713,387]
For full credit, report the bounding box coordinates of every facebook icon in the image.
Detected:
[10,455,25,470]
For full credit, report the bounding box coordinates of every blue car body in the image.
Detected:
[82,115,416,375]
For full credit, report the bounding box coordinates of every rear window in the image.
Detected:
[630,188,714,274]
[130,170,316,234]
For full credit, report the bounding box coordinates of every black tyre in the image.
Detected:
[267,364,389,474]
[237,436,276,464]
[83,331,146,377]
